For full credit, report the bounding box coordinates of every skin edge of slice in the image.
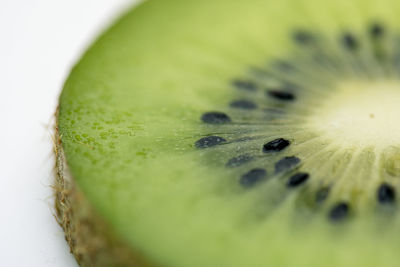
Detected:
[54,108,155,267]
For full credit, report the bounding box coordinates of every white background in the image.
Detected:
[0,0,138,266]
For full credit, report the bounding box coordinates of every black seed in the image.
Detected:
[329,202,349,222]
[195,136,227,149]
[370,23,385,39]
[230,100,257,110]
[226,154,254,168]
[275,156,301,173]
[267,90,296,101]
[377,183,396,204]
[232,79,257,91]
[263,138,290,153]
[201,112,231,124]
[287,172,309,188]
[240,168,267,188]
[342,33,359,50]
[293,30,315,45]
[316,187,330,203]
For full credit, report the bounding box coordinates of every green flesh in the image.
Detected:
[59,0,400,266]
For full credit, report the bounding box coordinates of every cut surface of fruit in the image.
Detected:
[58,0,400,266]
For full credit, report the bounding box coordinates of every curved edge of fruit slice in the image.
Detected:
[54,110,152,267]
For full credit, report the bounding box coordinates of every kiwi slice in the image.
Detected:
[56,0,400,266]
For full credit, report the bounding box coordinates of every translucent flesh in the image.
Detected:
[59,0,400,266]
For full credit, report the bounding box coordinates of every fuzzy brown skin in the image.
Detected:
[54,125,154,267]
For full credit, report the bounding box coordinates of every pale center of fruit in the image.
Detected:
[309,80,400,149]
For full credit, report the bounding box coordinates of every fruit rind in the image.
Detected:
[54,114,152,267]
